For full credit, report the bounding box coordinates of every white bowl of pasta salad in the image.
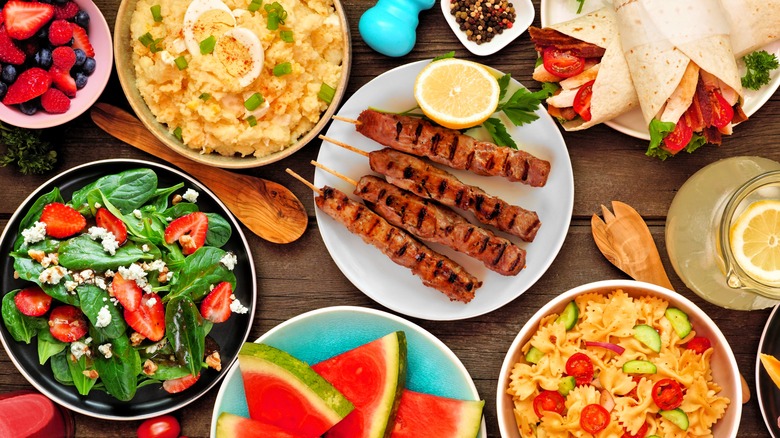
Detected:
[496,279,741,437]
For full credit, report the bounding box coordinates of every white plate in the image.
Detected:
[540,0,780,140]
[441,0,535,56]
[313,60,574,321]
[210,306,487,437]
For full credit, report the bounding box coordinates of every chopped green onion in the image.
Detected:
[246,115,258,127]
[200,35,217,54]
[173,127,182,141]
[273,62,292,76]
[174,56,188,70]
[248,0,262,12]
[265,2,287,30]
[244,93,265,111]
[266,14,280,30]
[318,83,335,104]
[138,32,163,53]
[150,4,163,22]
[280,30,294,42]
[199,92,211,101]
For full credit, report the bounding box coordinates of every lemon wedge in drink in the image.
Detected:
[729,199,780,284]
[413,58,500,130]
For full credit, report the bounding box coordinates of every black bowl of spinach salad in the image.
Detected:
[0,159,256,420]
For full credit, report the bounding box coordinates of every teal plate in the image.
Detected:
[210,306,486,436]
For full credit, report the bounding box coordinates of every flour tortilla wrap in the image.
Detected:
[614,0,742,125]
[546,8,639,130]
[720,0,780,57]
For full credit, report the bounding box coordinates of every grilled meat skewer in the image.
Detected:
[355,175,526,276]
[355,109,551,187]
[316,185,482,303]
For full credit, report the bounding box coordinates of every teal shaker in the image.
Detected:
[359,0,436,57]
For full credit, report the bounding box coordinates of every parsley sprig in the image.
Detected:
[0,123,57,175]
[576,0,585,13]
[741,50,779,91]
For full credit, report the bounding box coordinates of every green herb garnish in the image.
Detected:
[318,83,335,104]
[150,4,163,22]
[173,126,183,141]
[280,30,294,42]
[199,93,211,101]
[174,56,188,70]
[199,35,217,55]
[246,115,258,127]
[265,2,287,30]
[741,50,779,91]
[576,0,585,14]
[248,0,262,11]
[138,32,163,53]
[273,62,292,76]
[646,119,706,160]
[0,122,57,175]
[244,93,265,111]
[432,51,455,62]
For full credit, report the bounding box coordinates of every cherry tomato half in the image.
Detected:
[711,90,735,129]
[652,378,684,411]
[622,422,649,438]
[565,352,594,386]
[663,118,693,154]
[542,47,586,78]
[137,415,181,438]
[573,80,595,122]
[686,336,712,354]
[533,390,566,418]
[580,403,610,434]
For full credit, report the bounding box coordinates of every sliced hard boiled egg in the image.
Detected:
[215,27,264,88]
[183,0,236,57]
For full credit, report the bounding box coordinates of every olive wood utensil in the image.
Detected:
[91,103,308,244]
[591,200,750,403]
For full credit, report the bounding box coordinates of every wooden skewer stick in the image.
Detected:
[285,168,322,195]
[332,115,360,125]
[318,135,370,157]
[311,160,357,186]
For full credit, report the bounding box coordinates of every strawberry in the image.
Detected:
[124,293,164,341]
[164,212,208,255]
[49,305,88,343]
[3,67,51,105]
[14,286,52,317]
[53,2,79,20]
[163,373,200,394]
[110,272,142,312]
[3,1,55,40]
[40,88,70,114]
[49,66,76,97]
[39,202,86,238]
[47,19,72,46]
[70,22,94,57]
[0,27,25,65]
[200,282,233,323]
[95,207,127,244]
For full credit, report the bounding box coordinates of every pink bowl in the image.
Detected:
[0,0,113,129]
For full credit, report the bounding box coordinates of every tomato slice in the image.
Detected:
[622,422,648,438]
[573,80,595,122]
[686,336,712,354]
[580,403,610,434]
[533,390,566,418]
[565,352,594,386]
[663,118,693,153]
[711,90,735,128]
[137,415,181,438]
[652,378,684,410]
[542,47,586,78]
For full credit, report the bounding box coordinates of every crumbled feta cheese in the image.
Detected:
[94,202,102,208]
[104,270,115,278]
[95,277,107,290]
[165,271,174,281]
[71,341,90,360]
[230,296,249,314]
[220,252,237,271]
[182,188,199,203]
[98,343,113,359]
[21,221,47,245]
[40,253,58,268]
[84,337,92,345]
[146,297,157,307]
[118,264,149,292]
[39,266,68,285]
[102,297,108,302]
[87,226,119,255]
[95,305,112,328]
[145,259,166,272]
[166,217,173,221]
[133,209,143,219]
[141,244,150,252]
[64,281,78,292]
[146,338,168,355]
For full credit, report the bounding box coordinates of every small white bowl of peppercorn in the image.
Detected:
[441,0,533,56]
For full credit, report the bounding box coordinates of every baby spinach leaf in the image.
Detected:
[149,183,185,212]
[93,335,141,401]
[14,187,63,251]
[147,360,191,381]
[77,285,126,340]
[165,296,204,376]
[67,353,97,396]
[168,247,236,301]
[11,256,78,306]
[51,350,73,385]
[71,169,158,214]
[59,236,151,271]
[37,328,67,365]
[205,213,232,248]
[2,290,45,343]
[162,202,198,219]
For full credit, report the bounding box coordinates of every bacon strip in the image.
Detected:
[528,26,606,58]
[315,186,481,302]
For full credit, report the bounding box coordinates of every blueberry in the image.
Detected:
[75,72,88,89]
[19,100,39,115]
[1,65,16,84]
[74,48,86,67]
[36,26,48,41]
[34,48,52,69]
[82,57,96,75]
[74,10,90,28]
[0,82,7,100]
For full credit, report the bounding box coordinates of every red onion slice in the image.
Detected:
[585,340,625,355]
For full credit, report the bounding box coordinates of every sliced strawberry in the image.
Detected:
[3,1,55,40]
[53,1,79,20]
[14,286,52,317]
[2,67,51,105]
[39,202,86,238]
[163,373,200,394]
[95,207,128,244]
[200,282,232,323]
[49,66,76,98]
[164,212,208,255]
[111,272,142,312]
[0,27,25,65]
[70,22,94,57]
[124,293,164,341]
[40,88,70,114]
[49,305,88,343]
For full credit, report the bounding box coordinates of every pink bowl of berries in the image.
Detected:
[0,0,112,128]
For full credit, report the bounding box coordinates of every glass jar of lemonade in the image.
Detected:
[666,156,780,310]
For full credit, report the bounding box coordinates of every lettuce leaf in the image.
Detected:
[646,119,708,161]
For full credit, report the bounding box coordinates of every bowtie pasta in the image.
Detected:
[507,289,729,437]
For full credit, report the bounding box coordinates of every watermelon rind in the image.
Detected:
[215,412,305,438]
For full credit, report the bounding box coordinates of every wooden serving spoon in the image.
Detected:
[591,200,751,403]
[90,103,308,244]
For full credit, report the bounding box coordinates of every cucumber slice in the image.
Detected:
[660,408,689,431]
[664,308,692,338]
[525,346,544,364]
[646,435,661,438]
[621,359,657,374]
[555,301,579,330]
[558,376,576,396]
[633,324,662,352]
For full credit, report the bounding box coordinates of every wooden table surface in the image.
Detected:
[0,0,778,436]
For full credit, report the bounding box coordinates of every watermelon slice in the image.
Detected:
[390,390,484,438]
[312,331,407,438]
[215,412,307,438]
[238,343,354,438]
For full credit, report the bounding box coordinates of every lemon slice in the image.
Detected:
[413,58,500,130]
[729,199,780,284]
